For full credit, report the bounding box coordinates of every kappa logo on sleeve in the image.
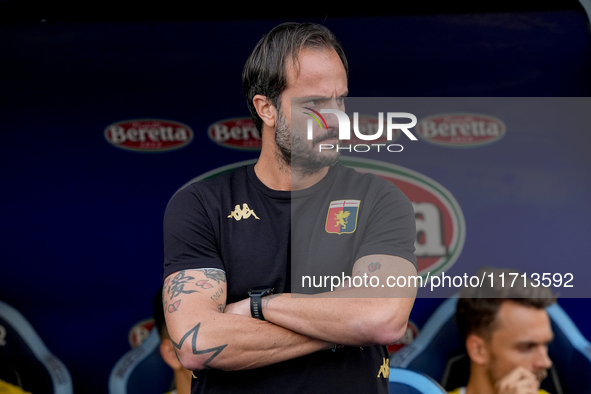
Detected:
[325,200,360,234]
[227,203,260,221]
[377,357,390,378]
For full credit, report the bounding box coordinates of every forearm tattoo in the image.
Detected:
[262,293,280,309]
[164,300,181,313]
[200,268,226,284]
[172,323,228,368]
[167,271,199,299]
[210,288,224,302]
[196,280,214,289]
[163,269,227,314]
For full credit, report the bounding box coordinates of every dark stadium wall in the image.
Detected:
[1,13,590,393]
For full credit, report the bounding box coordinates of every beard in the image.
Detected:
[488,367,547,385]
[274,110,340,176]
[487,360,547,390]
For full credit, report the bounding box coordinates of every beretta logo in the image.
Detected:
[208,117,261,151]
[128,318,154,348]
[182,157,465,279]
[417,113,506,147]
[104,119,193,152]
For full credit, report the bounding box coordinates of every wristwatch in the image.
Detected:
[248,286,274,320]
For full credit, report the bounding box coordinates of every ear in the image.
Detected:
[252,94,277,130]
[465,334,490,365]
[159,338,183,371]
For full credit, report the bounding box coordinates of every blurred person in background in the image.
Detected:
[450,268,556,394]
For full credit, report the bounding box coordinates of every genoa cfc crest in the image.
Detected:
[325,200,360,234]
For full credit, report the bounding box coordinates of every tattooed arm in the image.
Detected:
[163,268,331,372]
[225,254,417,347]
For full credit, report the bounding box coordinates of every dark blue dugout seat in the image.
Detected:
[390,297,591,394]
[109,327,174,394]
[0,300,73,394]
[389,367,446,393]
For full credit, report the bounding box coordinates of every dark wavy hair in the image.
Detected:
[242,22,349,133]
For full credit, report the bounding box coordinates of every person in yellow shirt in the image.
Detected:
[449,268,555,394]
[0,380,31,394]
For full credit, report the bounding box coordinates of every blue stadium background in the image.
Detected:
[1,3,591,393]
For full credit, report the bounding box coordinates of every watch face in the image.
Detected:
[249,286,273,296]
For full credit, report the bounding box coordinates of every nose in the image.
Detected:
[535,346,552,370]
[323,115,339,132]
[322,98,345,130]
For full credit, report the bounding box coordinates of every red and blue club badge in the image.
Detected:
[325,199,360,234]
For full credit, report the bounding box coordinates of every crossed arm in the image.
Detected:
[247,254,418,347]
[163,254,417,372]
[162,268,331,371]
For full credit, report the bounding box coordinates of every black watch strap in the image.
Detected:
[248,287,274,320]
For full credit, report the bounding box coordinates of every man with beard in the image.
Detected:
[162,22,417,393]
[450,268,555,394]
